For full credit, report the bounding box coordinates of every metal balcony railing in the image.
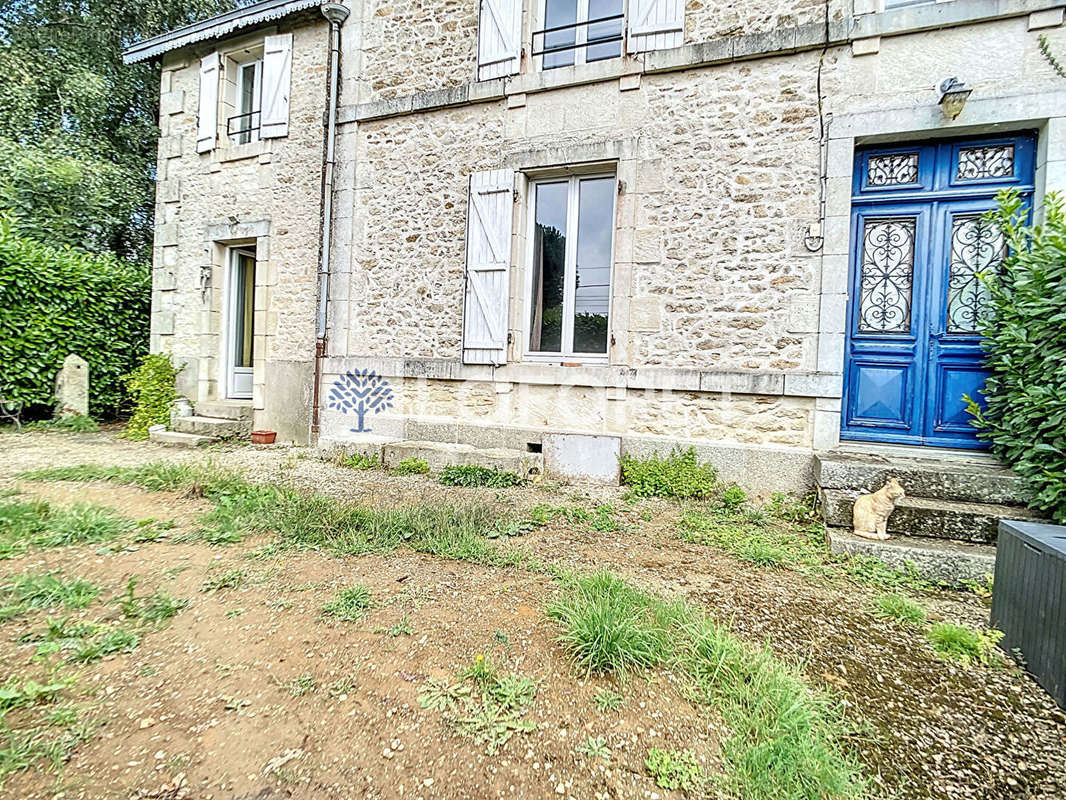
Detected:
[227,110,261,144]
[531,14,624,67]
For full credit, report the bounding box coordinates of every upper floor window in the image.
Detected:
[475,0,682,82]
[196,33,292,155]
[533,0,624,69]
[230,58,263,145]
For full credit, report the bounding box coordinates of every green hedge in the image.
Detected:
[0,216,150,419]
[969,191,1066,523]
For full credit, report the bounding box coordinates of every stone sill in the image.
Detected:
[212,140,270,164]
[341,0,1059,125]
[319,356,844,399]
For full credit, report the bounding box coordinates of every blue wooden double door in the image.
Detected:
[842,134,1035,449]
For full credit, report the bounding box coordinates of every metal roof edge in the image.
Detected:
[123,0,323,64]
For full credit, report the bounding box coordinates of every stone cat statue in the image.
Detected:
[852,478,905,541]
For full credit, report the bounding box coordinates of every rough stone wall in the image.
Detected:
[151,18,328,442]
[634,57,822,370]
[344,55,823,372]
[685,0,848,43]
[356,0,479,102]
[318,373,815,447]
[347,105,506,358]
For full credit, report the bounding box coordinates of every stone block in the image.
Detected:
[632,228,662,264]
[827,529,996,587]
[629,296,661,332]
[54,354,89,418]
[820,489,1044,544]
[1030,8,1064,30]
[544,434,621,484]
[851,36,880,56]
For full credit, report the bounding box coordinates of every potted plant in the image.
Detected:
[250,430,276,445]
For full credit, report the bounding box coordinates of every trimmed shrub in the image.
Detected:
[121,353,181,441]
[0,216,149,419]
[968,191,1066,522]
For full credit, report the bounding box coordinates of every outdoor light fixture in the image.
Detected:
[938,77,973,120]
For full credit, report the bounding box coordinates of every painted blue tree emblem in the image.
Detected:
[327,370,395,433]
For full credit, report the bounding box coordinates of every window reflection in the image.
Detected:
[529,182,568,352]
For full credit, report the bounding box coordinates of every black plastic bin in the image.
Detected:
[992,520,1066,709]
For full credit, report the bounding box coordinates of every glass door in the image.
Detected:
[227,248,255,399]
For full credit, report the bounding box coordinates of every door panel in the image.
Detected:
[842,134,1034,449]
[924,197,1007,446]
[842,204,930,442]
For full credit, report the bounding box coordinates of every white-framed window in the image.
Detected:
[525,174,616,361]
[533,0,624,69]
[229,57,263,145]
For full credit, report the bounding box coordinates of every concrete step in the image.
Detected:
[828,528,996,587]
[382,440,542,479]
[194,401,253,422]
[149,429,215,448]
[821,488,1043,544]
[816,450,1028,505]
[171,415,249,438]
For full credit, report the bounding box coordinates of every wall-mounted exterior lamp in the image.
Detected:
[938,77,973,120]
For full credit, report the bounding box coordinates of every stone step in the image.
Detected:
[194,401,253,422]
[149,429,215,448]
[816,451,1028,505]
[382,440,542,479]
[828,528,997,587]
[821,488,1043,544]
[171,415,249,438]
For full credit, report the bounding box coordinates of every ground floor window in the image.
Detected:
[527,174,615,359]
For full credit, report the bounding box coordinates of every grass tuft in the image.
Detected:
[546,571,674,676]
[3,572,100,617]
[322,585,372,621]
[872,593,926,625]
[926,622,1004,666]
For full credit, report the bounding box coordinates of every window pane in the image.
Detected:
[233,252,255,367]
[240,63,258,115]
[529,182,568,353]
[573,177,613,354]
[543,0,576,69]
[858,218,915,334]
[947,214,1005,333]
[586,0,622,62]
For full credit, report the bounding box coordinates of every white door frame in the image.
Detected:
[223,246,256,400]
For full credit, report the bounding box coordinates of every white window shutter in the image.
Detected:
[477,0,521,81]
[462,170,514,365]
[196,52,220,153]
[628,0,684,54]
[261,33,293,139]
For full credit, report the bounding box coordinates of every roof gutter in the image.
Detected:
[311,2,350,436]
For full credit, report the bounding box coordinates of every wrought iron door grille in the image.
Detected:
[531,14,624,66]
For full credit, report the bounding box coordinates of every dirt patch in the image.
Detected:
[1,431,1064,800]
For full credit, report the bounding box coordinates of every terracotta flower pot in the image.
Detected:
[250,430,277,445]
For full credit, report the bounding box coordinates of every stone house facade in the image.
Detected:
[127,0,1066,494]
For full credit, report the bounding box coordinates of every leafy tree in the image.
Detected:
[0,0,235,262]
[968,190,1066,522]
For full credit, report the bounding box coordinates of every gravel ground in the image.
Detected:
[0,430,1064,800]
